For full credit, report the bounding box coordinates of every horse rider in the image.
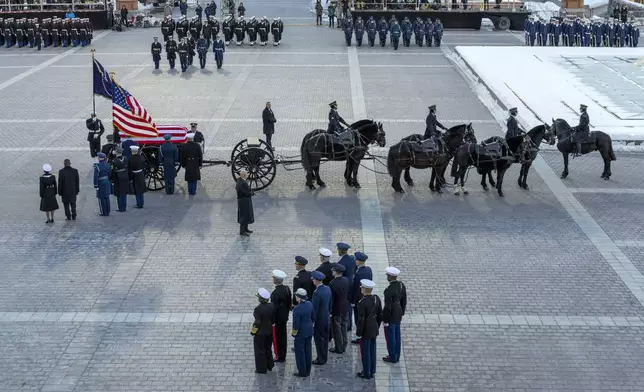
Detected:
[423,105,447,139]
[327,101,350,136]
[573,104,590,157]
[504,107,524,139]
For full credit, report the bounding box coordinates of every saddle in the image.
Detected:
[480,141,503,158]
[331,129,354,148]
[412,138,439,154]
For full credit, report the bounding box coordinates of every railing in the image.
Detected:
[0,0,105,12]
[347,0,526,11]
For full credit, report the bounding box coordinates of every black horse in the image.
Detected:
[550,118,616,180]
[300,119,386,190]
[451,134,526,197]
[386,124,476,194]
[517,124,551,190]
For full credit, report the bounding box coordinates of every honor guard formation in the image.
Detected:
[250,245,407,379]
[523,15,640,47]
[0,16,94,49]
[343,15,444,49]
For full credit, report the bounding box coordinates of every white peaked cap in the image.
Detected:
[257,288,271,300]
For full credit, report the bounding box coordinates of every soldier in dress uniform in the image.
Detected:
[343,15,353,46]
[293,256,314,306]
[329,263,350,354]
[311,270,331,365]
[401,16,412,47]
[258,16,270,45]
[79,19,89,47]
[197,34,209,68]
[270,270,292,363]
[71,18,80,47]
[61,18,71,47]
[4,18,14,48]
[159,134,179,194]
[234,16,246,45]
[222,15,234,45]
[355,16,365,47]
[574,104,590,157]
[316,247,334,285]
[151,37,163,69]
[202,16,213,45]
[390,17,401,50]
[94,153,112,216]
[504,107,523,139]
[413,16,424,47]
[178,37,189,72]
[423,105,447,139]
[26,18,35,48]
[181,132,203,195]
[377,16,388,47]
[355,279,382,379]
[433,18,443,47]
[101,134,116,160]
[52,17,61,47]
[292,288,314,377]
[213,35,225,69]
[15,18,25,48]
[128,146,147,208]
[189,15,202,41]
[272,17,283,46]
[166,36,178,69]
[86,113,105,158]
[382,267,407,364]
[187,35,196,66]
[351,252,373,344]
[34,24,42,51]
[336,242,356,331]
[247,16,258,45]
[366,16,377,47]
[0,18,5,48]
[327,101,349,135]
[110,147,129,212]
[121,134,136,158]
[161,15,175,42]
[251,288,276,374]
[176,15,189,41]
[190,122,205,145]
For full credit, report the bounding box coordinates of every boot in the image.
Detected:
[575,142,582,157]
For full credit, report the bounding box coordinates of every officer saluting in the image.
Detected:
[151,37,162,70]
[293,256,314,307]
[251,288,275,374]
[423,104,447,139]
[504,107,524,139]
[86,112,105,158]
[270,270,292,363]
[327,101,349,135]
[355,279,382,380]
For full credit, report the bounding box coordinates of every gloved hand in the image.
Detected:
[383,323,389,327]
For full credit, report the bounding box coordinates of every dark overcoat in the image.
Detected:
[236,178,254,225]
[127,154,147,196]
[181,141,203,181]
[262,108,276,135]
[111,156,130,197]
[57,166,79,204]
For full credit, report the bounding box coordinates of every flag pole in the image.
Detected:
[91,48,96,114]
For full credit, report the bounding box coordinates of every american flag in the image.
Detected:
[120,125,188,146]
[112,82,158,138]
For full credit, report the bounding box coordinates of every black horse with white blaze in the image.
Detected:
[386,124,476,194]
[550,118,616,180]
[300,119,386,190]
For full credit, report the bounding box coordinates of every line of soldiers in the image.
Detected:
[524,16,640,47]
[0,17,93,49]
[251,245,407,380]
[161,14,284,47]
[344,15,443,49]
[152,33,226,71]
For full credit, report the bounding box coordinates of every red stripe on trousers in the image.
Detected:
[272,326,279,360]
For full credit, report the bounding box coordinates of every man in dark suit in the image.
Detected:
[58,159,79,220]
[262,101,277,149]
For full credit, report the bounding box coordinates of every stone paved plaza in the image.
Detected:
[2,1,644,391]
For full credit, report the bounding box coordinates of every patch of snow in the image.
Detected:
[137,2,155,10]
[455,46,644,141]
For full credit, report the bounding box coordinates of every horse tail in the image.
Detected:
[301,135,311,170]
[609,142,616,161]
[387,145,397,176]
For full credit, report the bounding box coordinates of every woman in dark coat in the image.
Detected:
[236,169,254,236]
[40,164,59,223]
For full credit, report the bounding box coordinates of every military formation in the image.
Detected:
[0,17,93,50]
[251,245,407,380]
[523,16,640,47]
[344,15,444,49]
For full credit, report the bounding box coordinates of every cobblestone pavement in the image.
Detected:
[1,1,644,390]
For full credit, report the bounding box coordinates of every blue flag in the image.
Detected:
[93,58,113,99]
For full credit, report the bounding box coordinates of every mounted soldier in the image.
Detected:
[504,107,524,139]
[573,104,590,157]
[423,105,447,139]
[327,101,350,136]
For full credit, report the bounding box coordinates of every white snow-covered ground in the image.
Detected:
[456,46,644,141]
[524,1,561,20]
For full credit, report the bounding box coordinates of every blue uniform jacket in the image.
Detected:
[367,19,377,35]
[434,22,443,36]
[351,265,373,305]
[93,161,112,198]
[390,22,401,38]
[159,142,179,175]
[378,20,388,34]
[197,37,208,54]
[424,20,434,36]
[344,19,353,33]
[121,139,136,158]
[292,300,314,339]
[528,21,536,38]
[338,254,356,287]
[212,39,225,60]
[355,20,365,35]
[311,284,331,326]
